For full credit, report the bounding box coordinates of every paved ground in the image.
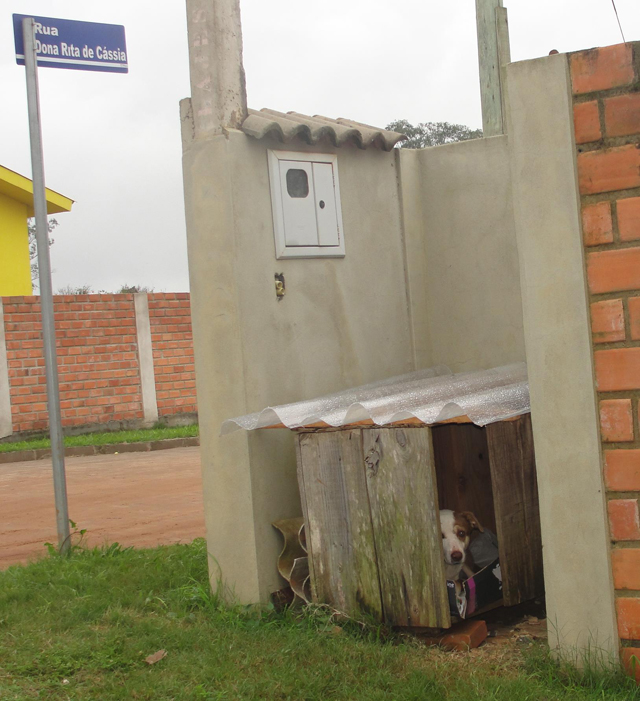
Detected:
[0,447,205,569]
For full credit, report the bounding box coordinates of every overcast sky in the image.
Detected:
[1,1,638,293]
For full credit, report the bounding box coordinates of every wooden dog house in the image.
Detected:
[223,363,544,629]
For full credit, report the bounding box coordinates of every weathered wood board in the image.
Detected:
[486,414,544,605]
[432,423,497,533]
[295,415,543,626]
[297,430,383,619]
[363,428,451,628]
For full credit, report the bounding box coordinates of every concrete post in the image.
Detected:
[507,54,618,661]
[0,300,12,439]
[133,293,159,426]
[185,0,248,139]
[476,0,505,136]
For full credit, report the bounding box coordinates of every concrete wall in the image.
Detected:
[507,54,618,660]
[181,18,628,667]
[569,42,640,670]
[400,136,525,372]
[182,105,531,602]
[182,125,418,601]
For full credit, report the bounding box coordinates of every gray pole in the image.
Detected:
[22,17,70,554]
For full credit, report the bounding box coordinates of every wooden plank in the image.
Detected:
[297,430,383,620]
[485,414,544,606]
[363,428,451,628]
[476,0,504,136]
[432,423,497,533]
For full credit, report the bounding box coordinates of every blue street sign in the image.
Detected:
[13,14,128,73]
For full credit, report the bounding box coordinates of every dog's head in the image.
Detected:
[439,509,484,566]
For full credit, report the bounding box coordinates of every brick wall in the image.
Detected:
[148,293,197,415]
[0,293,197,436]
[571,41,640,675]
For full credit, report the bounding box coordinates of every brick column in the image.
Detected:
[0,299,12,438]
[571,42,640,678]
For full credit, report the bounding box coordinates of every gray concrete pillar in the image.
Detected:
[134,293,159,426]
[185,0,248,139]
[507,54,618,661]
[0,300,12,439]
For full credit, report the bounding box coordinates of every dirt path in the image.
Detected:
[0,447,205,568]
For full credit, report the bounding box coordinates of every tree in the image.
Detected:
[28,217,57,287]
[116,284,155,294]
[386,120,483,149]
[56,284,95,295]
[54,283,157,295]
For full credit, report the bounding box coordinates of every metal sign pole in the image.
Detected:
[22,17,70,554]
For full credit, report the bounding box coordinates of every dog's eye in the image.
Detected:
[457,531,466,538]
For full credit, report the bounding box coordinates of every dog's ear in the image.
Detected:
[461,511,484,532]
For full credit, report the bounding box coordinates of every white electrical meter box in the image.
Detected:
[268,150,345,259]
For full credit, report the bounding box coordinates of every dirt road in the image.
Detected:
[0,447,205,568]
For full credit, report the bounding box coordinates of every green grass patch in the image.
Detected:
[0,538,637,700]
[0,424,199,453]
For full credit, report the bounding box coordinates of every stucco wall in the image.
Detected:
[400,136,525,372]
[183,105,529,605]
[182,125,416,601]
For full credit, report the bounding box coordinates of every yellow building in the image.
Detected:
[0,165,73,296]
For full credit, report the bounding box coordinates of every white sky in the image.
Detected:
[1,1,639,292]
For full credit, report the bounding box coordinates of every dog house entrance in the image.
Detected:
[295,415,544,630]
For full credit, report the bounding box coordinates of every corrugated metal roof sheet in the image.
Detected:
[241,109,407,151]
[221,363,530,434]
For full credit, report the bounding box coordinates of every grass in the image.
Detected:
[0,539,638,700]
[0,424,199,453]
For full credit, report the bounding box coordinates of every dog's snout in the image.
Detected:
[451,551,463,562]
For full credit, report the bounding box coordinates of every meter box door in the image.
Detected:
[268,150,345,259]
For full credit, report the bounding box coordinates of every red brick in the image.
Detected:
[617,597,640,639]
[609,499,640,541]
[588,247,640,293]
[606,449,640,489]
[591,299,625,343]
[595,348,640,390]
[629,297,640,340]
[618,197,640,242]
[578,145,640,196]
[437,620,487,651]
[570,44,634,95]
[574,100,601,144]
[622,647,640,683]
[605,93,640,138]
[612,549,640,590]
[601,400,634,442]
[582,201,613,246]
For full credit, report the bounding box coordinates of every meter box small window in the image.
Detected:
[268,150,345,259]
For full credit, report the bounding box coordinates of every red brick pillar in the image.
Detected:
[571,42,640,678]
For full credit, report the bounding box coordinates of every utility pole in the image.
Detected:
[476,0,511,136]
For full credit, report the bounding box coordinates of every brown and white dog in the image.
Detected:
[439,509,484,581]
